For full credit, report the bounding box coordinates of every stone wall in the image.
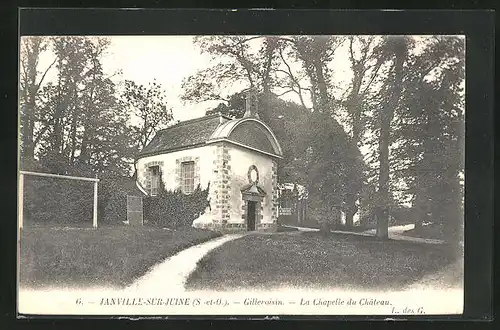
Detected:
[210,142,232,229]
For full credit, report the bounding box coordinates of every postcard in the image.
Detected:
[18,32,465,317]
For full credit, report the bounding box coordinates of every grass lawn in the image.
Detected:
[20,226,221,289]
[403,224,446,240]
[185,231,460,291]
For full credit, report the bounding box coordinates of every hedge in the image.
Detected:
[143,182,210,229]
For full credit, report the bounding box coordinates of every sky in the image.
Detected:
[102,36,217,121]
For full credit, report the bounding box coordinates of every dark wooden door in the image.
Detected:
[247,201,256,231]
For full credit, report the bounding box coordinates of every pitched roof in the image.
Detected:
[137,114,225,157]
[137,113,283,158]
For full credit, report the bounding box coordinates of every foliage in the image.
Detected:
[181,36,280,103]
[121,79,173,150]
[205,91,247,118]
[99,175,143,225]
[302,111,364,228]
[23,175,94,227]
[20,36,137,177]
[22,172,141,227]
[143,176,210,228]
[391,36,465,240]
[19,36,56,160]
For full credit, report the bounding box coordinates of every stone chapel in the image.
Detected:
[135,91,283,232]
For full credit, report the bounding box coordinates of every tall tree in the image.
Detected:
[340,36,386,226]
[290,36,365,229]
[373,36,410,239]
[121,79,173,150]
[392,36,465,242]
[184,35,366,230]
[31,36,135,177]
[19,36,56,162]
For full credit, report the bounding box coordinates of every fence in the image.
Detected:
[18,171,100,233]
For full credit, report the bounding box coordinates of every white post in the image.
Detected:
[18,173,24,233]
[93,175,98,228]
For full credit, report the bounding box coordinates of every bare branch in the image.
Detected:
[360,56,385,96]
[275,89,296,97]
[35,57,57,91]
[276,46,309,108]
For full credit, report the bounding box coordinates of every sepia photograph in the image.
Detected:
[18,33,465,316]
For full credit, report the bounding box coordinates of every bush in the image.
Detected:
[143,183,210,229]
[99,176,144,225]
[306,198,342,230]
[23,176,94,227]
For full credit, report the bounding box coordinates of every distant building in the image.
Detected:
[134,90,283,232]
[277,183,308,226]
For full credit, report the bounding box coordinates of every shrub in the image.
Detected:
[23,176,94,227]
[143,182,210,229]
[99,176,144,225]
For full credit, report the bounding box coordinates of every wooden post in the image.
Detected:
[93,175,98,228]
[18,173,24,233]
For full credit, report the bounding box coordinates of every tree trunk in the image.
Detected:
[377,38,407,240]
[377,119,391,239]
[344,193,358,227]
[313,60,330,113]
[345,211,355,228]
[20,40,40,160]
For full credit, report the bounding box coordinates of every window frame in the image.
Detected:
[149,165,161,196]
[180,161,195,194]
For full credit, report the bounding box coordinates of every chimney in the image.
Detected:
[243,88,260,119]
[218,112,229,124]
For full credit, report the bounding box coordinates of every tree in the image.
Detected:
[182,36,279,103]
[19,36,56,161]
[25,36,135,177]
[184,35,366,230]
[121,79,173,150]
[288,36,364,229]
[371,36,410,239]
[392,36,465,242]
[205,91,247,118]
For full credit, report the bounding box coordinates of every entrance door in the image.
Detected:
[247,201,256,231]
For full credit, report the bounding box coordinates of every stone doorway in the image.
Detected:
[241,183,266,231]
[246,201,257,231]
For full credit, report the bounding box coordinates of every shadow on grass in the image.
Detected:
[186,231,460,292]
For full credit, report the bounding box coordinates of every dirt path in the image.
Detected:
[283,224,446,245]
[126,233,246,294]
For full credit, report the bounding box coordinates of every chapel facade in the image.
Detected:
[134,92,283,232]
